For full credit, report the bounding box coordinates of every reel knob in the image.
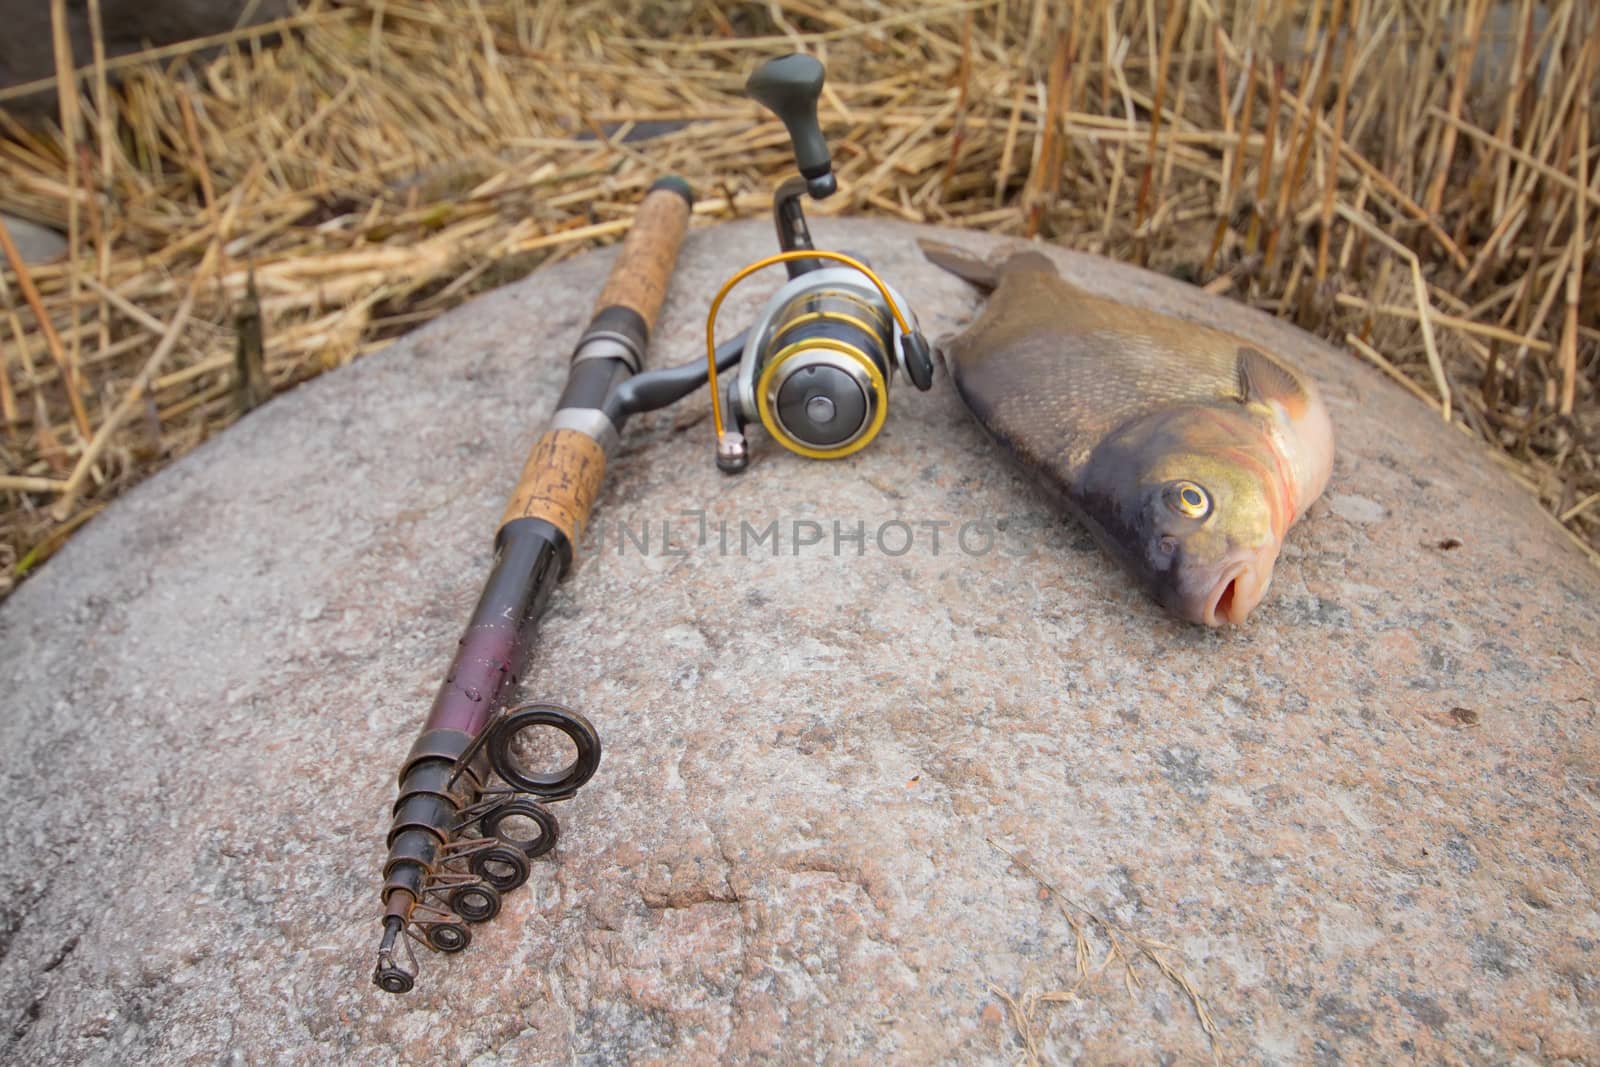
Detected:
[746,54,835,198]
[716,431,750,474]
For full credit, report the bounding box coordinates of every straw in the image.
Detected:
[0,0,1596,597]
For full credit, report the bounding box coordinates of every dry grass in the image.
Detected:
[988,839,1221,1064]
[1,0,1597,596]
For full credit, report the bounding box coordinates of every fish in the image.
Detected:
[919,240,1334,626]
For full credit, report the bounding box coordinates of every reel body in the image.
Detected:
[731,265,914,460]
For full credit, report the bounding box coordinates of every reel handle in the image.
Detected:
[746,54,835,198]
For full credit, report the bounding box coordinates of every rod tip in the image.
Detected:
[373,917,415,994]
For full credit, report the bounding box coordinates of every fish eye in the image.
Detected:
[1164,481,1211,519]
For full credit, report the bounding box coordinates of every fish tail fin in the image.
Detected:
[917,239,1057,292]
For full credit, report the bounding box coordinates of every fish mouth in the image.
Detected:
[1200,561,1268,626]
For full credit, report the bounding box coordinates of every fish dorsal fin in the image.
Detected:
[919,239,1003,290]
[919,239,1059,292]
[1236,345,1308,415]
[996,250,1057,278]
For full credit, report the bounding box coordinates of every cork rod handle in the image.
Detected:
[498,428,607,543]
[586,176,694,351]
[499,177,694,545]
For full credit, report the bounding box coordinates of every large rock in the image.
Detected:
[0,1,292,116]
[0,213,65,264]
[2,219,1597,1064]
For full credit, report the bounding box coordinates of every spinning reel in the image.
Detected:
[707,54,935,473]
[373,701,601,994]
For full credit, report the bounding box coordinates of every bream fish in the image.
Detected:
[921,240,1334,626]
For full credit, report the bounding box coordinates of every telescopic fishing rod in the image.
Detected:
[372,176,745,995]
[372,50,935,997]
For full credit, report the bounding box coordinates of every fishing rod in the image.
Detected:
[373,50,936,996]
[372,176,746,995]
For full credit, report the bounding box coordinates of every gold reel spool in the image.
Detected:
[754,338,889,460]
[755,283,894,459]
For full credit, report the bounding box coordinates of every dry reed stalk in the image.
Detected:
[1336,202,1450,415]
[0,357,17,443]
[1133,0,1185,233]
[1023,33,1073,237]
[1425,0,1488,217]
[1314,0,1357,285]
[86,0,113,365]
[989,838,1222,1064]
[51,273,199,518]
[0,217,92,439]
[1557,26,1592,416]
[0,0,1595,596]
[0,473,68,494]
[48,1,85,401]
[1431,108,1600,211]
[1347,332,1441,408]
[1204,42,1255,273]
[1561,492,1600,525]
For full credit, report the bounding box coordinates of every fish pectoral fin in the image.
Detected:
[1236,345,1310,416]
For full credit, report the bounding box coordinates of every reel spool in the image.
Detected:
[707,54,934,473]
[742,267,897,460]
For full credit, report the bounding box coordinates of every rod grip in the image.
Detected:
[499,429,607,545]
[580,177,693,361]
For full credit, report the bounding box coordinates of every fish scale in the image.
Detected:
[945,269,1284,484]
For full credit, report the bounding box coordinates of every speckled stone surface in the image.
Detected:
[2,219,1597,1065]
